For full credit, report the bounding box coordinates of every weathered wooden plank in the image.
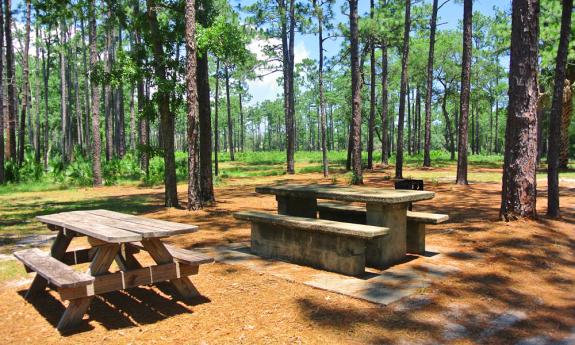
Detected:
[36,213,143,243]
[14,249,94,288]
[256,184,435,204]
[142,238,201,299]
[128,242,214,265]
[234,211,389,239]
[59,262,199,300]
[85,209,198,234]
[67,211,184,238]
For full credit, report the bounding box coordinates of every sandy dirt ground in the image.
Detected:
[0,168,574,344]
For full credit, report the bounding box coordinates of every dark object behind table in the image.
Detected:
[394,179,424,210]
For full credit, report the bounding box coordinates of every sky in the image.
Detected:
[235,0,510,105]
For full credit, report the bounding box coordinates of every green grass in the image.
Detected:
[0,260,27,282]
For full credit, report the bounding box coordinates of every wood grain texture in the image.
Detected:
[14,248,94,288]
[128,242,214,265]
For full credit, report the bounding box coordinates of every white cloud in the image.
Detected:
[246,38,310,105]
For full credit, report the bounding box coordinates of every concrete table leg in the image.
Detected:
[276,195,317,218]
[365,202,408,268]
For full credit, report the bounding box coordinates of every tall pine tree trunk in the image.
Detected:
[0,0,4,183]
[117,25,125,158]
[350,0,362,184]
[17,0,30,165]
[559,80,572,168]
[366,0,376,170]
[89,0,102,186]
[41,26,51,170]
[547,0,572,218]
[224,66,234,161]
[4,0,15,161]
[214,59,219,176]
[185,0,201,210]
[59,19,69,163]
[104,10,113,161]
[381,43,389,166]
[423,0,438,166]
[315,0,329,177]
[395,0,411,179]
[456,0,472,185]
[500,0,539,221]
[147,0,179,207]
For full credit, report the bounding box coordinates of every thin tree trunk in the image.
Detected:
[315,0,329,177]
[366,0,376,170]
[214,59,219,176]
[456,0,472,185]
[197,49,214,204]
[559,80,572,168]
[104,10,113,161]
[89,0,102,186]
[0,0,4,183]
[350,0,362,184]
[59,19,69,163]
[17,0,31,165]
[129,88,136,151]
[547,0,572,218]
[423,0,438,167]
[381,43,389,166]
[42,25,51,170]
[80,16,91,147]
[407,84,412,156]
[500,0,539,221]
[224,66,234,161]
[185,0,201,210]
[285,0,296,174]
[239,91,244,152]
[395,0,411,179]
[117,25,125,158]
[4,0,14,161]
[133,1,148,175]
[147,0,179,207]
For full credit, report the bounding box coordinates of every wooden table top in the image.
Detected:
[36,209,198,243]
[256,184,435,204]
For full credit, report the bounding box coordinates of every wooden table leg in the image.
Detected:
[57,243,119,331]
[365,202,408,268]
[141,238,200,300]
[276,195,318,218]
[26,229,74,298]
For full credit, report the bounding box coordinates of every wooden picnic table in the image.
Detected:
[256,184,435,267]
[15,209,213,331]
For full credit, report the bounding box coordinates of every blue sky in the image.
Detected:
[236,0,510,104]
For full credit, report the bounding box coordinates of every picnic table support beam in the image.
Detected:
[57,244,119,331]
[365,203,408,268]
[25,229,74,298]
[276,195,318,219]
[141,238,201,300]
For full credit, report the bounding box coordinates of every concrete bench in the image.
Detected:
[14,248,95,290]
[317,202,449,255]
[234,211,389,276]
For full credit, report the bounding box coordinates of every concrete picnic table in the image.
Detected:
[255,184,435,267]
[14,209,213,331]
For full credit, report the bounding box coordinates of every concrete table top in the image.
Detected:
[256,183,435,204]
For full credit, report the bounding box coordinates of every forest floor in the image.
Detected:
[0,161,574,344]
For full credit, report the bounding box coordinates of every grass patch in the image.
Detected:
[0,260,27,282]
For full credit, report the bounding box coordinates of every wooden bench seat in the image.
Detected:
[234,211,389,276]
[14,248,94,289]
[127,242,215,266]
[317,202,449,255]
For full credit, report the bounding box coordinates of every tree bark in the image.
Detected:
[224,66,234,161]
[559,80,572,168]
[349,0,362,184]
[423,0,438,166]
[147,0,179,208]
[104,9,113,161]
[214,59,219,176]
[500,0,539,221]
[41,25,51,171]
[185,0,201,210]
[89,0,102,186]
[59,19,70,163]
[4,0,14,161]
[381,43,389,166]
[17,0,31,165]
[314,0,329,177]
[133,0,148,175]
[395,0,411,179]
[456,0,472,185]
[547,0,572,218]
[367,0,376,170]
[0,0,4,183]
[117,25,125,158]
[285,0,296,174]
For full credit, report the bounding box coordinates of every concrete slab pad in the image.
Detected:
[198,243,459,306]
